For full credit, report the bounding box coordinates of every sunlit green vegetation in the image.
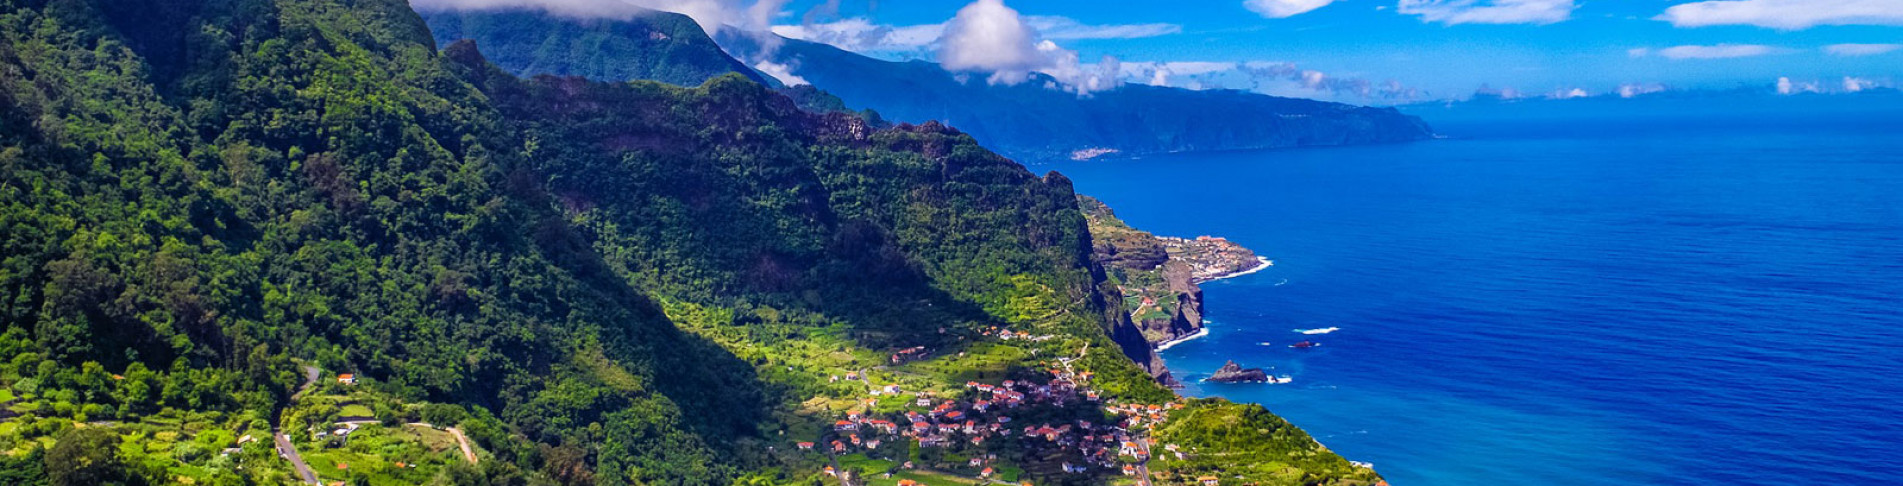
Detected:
[0,0,1381,484]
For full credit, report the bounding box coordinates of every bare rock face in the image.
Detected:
[1207,360,1270,383]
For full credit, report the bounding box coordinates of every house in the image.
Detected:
[1120,441,1143,456]
[336,374,357,385]
[796,442,815,450]
[920,435,949,448]
[831,441,847,452]
[1199,476,1220,486]
[981,467,995,478]
[1121,465,1137,476]
[898,480,918,486]
[969,458,983,467]
[835,420,857,432]
[866,439,882,449]
[822,466,836,477]
[916,397,932,407]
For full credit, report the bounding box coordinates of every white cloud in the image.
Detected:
[1025,16,1182,39]
[1776,76,1822,94]
[1617,82,1669,97]
[1657,0,1903,29]
[752,60,807,85]
[1841,76,1880,92]
[1550,87,1590,99]
[1823,43,1903,56]
[1629,44,1783,59]
[1396,0,1576,25]
[1121,60,1421,100]
[1774,75,1892,94]
[1245,0,1338,18]
[925,0,1128,95]
[770,18,942,53]
[771,14,1178,58]
[936,0,1048,85]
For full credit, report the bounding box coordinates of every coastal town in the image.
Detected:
[789,329,1188,486]
[1155,236,1269,284]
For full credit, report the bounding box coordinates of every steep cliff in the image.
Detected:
[1081,196,1266,346]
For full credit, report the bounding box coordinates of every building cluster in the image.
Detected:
[802,360,1197,480]
[1157,235,1260,282]
[1104,401,1183,430]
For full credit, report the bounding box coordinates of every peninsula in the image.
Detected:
[1080,196,1267,348]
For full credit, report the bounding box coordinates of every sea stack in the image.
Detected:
[1207,360,1271,383]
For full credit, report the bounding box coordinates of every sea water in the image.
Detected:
[1048,101,1903,485]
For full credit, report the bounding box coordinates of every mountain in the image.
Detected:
[0,0,1383,485]
[420,8,770,86]
[718,33,1435,162]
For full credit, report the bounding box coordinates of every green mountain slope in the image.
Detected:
[0,0,1379,485]
[420,8,769,87]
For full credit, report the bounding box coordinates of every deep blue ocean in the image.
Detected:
[1048,101,1903,485]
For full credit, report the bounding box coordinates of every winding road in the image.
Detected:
[274,365,322,485]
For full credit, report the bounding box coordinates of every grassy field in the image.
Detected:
[301,424,470,486]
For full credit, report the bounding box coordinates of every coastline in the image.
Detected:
[1199,256,1273,283]
[1157,256,1269,352]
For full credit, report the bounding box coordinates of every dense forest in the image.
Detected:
[0,0,1379,484]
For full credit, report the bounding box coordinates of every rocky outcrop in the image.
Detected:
[1207,361,1271,383]
[1080,197,1264,348]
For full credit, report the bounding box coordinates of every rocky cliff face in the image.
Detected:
[1080,197,1263,347]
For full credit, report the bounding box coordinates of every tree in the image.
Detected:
[45,428,133,486]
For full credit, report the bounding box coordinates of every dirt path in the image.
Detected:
[444,425,478,464]
[402,422,478,464]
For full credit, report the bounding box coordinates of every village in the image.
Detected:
[790,328,1217,486]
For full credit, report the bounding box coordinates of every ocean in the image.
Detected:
[1047,101,1903,485]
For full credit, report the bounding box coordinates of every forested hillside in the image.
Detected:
[421,8,769,87]
[0,0,1378,485]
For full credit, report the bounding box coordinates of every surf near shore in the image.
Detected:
[1155,327,1209,351]
[1203,256,1273,283]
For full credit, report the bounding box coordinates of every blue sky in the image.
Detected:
[758,0,1903,101]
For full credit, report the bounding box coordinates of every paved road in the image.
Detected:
[275,365,322,484]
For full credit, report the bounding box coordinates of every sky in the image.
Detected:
[413,0,1903,103]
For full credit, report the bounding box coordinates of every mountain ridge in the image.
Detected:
[717,31,1435,162]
